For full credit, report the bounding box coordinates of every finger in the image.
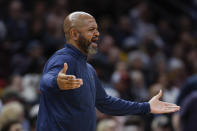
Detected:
[58,78,81,84]
[69,78,83,84]
[164,106,180,109]
[155,89,162,100]
[159,108,179,114]
[163,109,179,113]
[59,78,82,84]
[61,63,68,74]
[164,105,180,110]
[66,79,83,85]
[61,80,83,86]
[59,74,76,80]
[164,106,180,112]
[59,80,82,85]
[63,85,81,90]
[80,79,83,85]
[163,102,178,107]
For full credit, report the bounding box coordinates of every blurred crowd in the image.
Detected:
[0,0,197,131]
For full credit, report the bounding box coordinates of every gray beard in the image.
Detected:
[88,44,97,55]
[77,34,98,55]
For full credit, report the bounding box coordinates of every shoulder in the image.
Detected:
[181,91,197,110]
[87,63,99,78]
[45,48,77,70]
[184,75,197,87]
[187,75,197,83]
[87,63,95,72]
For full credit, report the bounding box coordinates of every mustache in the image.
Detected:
[91,37,99,42]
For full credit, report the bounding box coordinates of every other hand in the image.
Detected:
[149,90,180,114]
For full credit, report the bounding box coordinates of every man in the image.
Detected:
[180,91,197,131]
[36,11,180,131]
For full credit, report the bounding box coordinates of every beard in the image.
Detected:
[77,33,98,55]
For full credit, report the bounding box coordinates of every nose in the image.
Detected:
[94,30,100,37]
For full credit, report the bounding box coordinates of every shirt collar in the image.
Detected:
[64,43,87,60]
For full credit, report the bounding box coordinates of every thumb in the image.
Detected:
[155,89,162,100]
[61,63,68,74]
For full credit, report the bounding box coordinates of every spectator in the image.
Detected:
[97,119,118,131]
[0,101,28,131]
[180,91,197,131]
[124,116,145,131]
[152,116,172,131]
[0,120,23,131]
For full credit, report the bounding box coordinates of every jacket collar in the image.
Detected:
[65,43,87,61]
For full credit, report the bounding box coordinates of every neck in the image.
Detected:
[67,39,87,55]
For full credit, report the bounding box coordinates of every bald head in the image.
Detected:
[63,11,95,40]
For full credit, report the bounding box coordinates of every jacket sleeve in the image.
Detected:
[39,55,75,92]
[95,75,150,115]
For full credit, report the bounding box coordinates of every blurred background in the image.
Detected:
[0,0,197,131]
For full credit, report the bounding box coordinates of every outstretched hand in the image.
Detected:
[149,90,180,114]
[57,63,83,90]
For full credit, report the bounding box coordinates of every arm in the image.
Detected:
[40,56,83,92]
[40,62,63,92]
[95,76,150,115]
[95,73,180,115]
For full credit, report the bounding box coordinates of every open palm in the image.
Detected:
[149,90,180,114]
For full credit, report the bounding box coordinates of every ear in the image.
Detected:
[70,28,79,41]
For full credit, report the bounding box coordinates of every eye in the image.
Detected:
[88,28,95,31]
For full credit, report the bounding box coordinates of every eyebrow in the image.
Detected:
[88,24,98,28]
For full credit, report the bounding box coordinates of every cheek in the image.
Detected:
[85,32,93,40]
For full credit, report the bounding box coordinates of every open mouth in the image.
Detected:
[91,37,99,42]
[90,39,98,48]
[91,37,98,44]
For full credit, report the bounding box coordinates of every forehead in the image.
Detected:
[79,17,98,29]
